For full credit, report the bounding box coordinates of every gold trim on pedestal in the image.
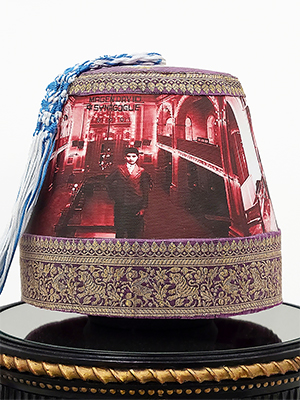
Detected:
[1,354,299,385]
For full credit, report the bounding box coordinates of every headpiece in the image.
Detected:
[0,53,281,319]
[125,147,139,156]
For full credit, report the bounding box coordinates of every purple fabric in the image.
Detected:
[86,66,235,77]
[68,66,244,97]
[20,231,282,319]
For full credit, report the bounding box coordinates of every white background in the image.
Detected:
[0,0,299,308]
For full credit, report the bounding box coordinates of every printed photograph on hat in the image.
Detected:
[26,94,278,240]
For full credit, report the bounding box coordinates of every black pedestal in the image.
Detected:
[1,302,299,399]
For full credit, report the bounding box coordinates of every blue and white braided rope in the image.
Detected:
[0,52,166,293]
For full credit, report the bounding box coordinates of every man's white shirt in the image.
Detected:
[127,163,135,174]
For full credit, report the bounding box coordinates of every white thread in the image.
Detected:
[0,52,165,292]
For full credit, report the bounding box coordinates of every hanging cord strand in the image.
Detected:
[0,52,165,293]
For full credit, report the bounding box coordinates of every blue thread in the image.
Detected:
[0,52,165,294]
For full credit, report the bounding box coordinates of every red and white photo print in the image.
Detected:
[26,94,278,239]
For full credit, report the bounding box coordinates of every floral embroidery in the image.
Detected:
[20,232,281,318]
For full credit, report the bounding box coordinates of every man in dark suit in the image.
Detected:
[106,148,151,238]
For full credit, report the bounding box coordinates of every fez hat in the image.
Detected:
[125,147,139,156]
[0,53,281,319]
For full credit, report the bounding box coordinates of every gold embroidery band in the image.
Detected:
[1,354,299,384]
[20,231,282,318]
[67,68,245,97]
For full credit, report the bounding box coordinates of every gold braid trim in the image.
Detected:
[1,354,299,385]
[68,70,246,97]
[20,232,282,318]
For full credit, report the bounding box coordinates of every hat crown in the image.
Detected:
[17,63,282,318]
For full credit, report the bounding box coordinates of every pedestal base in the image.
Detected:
[1,302,299,399]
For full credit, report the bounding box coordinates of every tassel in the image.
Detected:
[0,52,165,293]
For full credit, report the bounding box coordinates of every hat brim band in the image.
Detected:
[20,231,282,318]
